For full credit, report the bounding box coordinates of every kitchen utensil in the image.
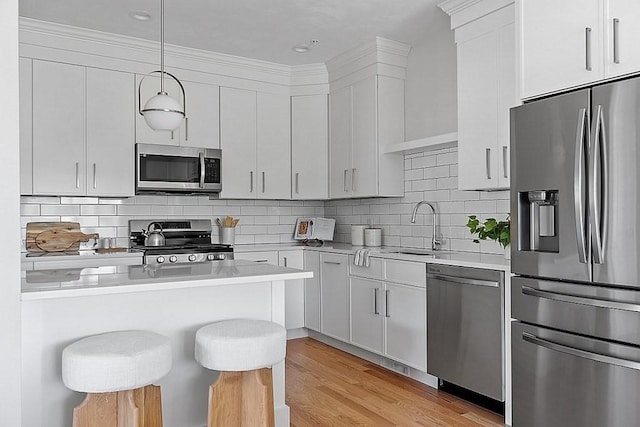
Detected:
[141,222,166,247]
[216,218,222,227]
[26,222,99,253]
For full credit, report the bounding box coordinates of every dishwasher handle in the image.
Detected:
[427,273,500,288]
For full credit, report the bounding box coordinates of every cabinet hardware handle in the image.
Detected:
[262,171,265,193]
[170,130,175,140]
[323,261,341,265]
[295,172,299,194]
[374,288,379,315]
[385,289,390,317]
[283,257,288,267]
[502,146,508,179]
[585,27,592,71]
[613,18,620,64]
[250,171,254,193]
[75,162,80,188]
[352,168,356,192]
[93,163,97,189]
[427,273,499,288]
[185,117,189,140]
[255,259,269,263]
[343,169,348,192]
[485,148,491,180]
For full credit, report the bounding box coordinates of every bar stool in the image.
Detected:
[195,319,287,427]
[62,330,172,427]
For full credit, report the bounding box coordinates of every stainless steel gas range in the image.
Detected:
[129,219,233,265]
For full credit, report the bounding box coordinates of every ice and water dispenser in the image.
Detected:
[518,190,559,252]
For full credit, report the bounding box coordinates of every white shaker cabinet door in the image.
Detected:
[257,92,291,199]
[329,85,352,198]
[86,68,135,197]
[279,250,305,330]
[303,250,321,331]
[350,276,384,354]
[182,80,220,149]
[320,253,350,342]
[32,60,86,196]
[384,282,427,371]
[351,75,378,198]
[605,0,640,79]
[291,94,328,200]
[520,0,602,99]
[220,87,257,199]
[20,58,33,195]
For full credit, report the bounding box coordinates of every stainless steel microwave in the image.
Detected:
[136,143,222,195]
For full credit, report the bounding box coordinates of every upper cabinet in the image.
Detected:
[441,0,518,191]
[519,0,640,99]
[220,87,291,199]
[291,94,329,200]
[135,75,220,148]
[326,38,409,199]
[24,59,135,197]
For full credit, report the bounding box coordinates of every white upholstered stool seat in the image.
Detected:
[62,330,172,427]
[194,319,286,427]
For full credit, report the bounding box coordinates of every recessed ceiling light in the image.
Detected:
[292,45,310,53]
[129,11,152,21]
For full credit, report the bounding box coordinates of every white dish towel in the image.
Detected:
[353,249,371,267]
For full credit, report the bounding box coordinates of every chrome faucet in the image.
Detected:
[410,201,441,251]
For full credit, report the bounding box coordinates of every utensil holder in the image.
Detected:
[351,225,366,246]
[220,227,235,246]
[364,228,382,247]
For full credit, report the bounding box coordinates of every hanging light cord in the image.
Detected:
[160,0,165,95]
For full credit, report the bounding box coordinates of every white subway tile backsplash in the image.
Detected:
[40,205,80,216]
[81,205,117,216]
[20,204,40,216]
[117,205,152,216]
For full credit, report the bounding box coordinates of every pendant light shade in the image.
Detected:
[138,0,186,132]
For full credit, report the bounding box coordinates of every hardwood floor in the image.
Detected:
[285,338,505,427]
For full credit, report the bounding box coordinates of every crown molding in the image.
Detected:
[290,63,329,88]
[19,18,293,83]
[438,0,513,29]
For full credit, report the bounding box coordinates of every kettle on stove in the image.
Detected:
[142,222,166,247]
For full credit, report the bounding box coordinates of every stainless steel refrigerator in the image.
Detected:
[511,76,640,427]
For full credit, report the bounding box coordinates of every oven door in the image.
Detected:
[512,321,640,427]
[136,143,221,193]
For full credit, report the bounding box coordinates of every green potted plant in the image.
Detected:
[466,215,511,258]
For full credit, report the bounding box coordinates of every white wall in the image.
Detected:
[404,12,458,141]
[0,0,23,424]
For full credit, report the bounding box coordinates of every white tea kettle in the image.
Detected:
[142,222,166,247]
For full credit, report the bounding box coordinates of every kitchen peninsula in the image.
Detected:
[21,260,311,427]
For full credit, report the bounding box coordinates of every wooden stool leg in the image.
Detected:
[72,391,139,427]
[133,385,164,427]
[208,368,275,427]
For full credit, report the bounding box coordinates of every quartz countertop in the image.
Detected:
[22,259,312,301]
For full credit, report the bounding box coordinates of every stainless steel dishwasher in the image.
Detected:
[426,264,504,401]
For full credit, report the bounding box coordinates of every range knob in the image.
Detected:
[207,254,216,261]
[218,253,226,260]
[169,255,178,263]
[156,256,165,264]
[188,254,197,262]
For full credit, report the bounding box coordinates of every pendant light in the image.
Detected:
[138,0,186,131]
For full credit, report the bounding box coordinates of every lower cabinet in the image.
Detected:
[303,250,321,332]
[350,257,427,371]
[319,252,350,342]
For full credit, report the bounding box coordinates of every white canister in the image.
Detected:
[364,228,382,247]
[351,225,366,246]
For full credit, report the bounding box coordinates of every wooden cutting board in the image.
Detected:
[26,222,99,253]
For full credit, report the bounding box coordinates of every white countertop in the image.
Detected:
[22,259,312,301]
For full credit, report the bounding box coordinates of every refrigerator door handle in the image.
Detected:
[589,105,607,264]
[574,108,588,264]
[522,332,640,371]
[522,285,640,313]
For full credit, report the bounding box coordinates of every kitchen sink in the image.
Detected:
[385,248,438,256]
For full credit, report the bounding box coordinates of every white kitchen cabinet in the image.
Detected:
[32,60,86,196]
[303,250,321,332]
[279,250,305,330]
[445,2,517,190]
[29,60,135,197]
[86,68,135,197]
[291,94,328,199]
[329,75,405,198]
[20,58,33,195]
[350,276,384,354]
[220,88,290,199]
[320,252,350,342]
[234,251,278,264]
[135,76,220,148]
[349,257,427,371]
[519,0,640,99]
[257,92,291,199]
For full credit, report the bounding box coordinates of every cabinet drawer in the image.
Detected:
[234,251,278,265]
[385,259,426,288]
[349,256,383,279]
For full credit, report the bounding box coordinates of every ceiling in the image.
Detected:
[19,0,446,66]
